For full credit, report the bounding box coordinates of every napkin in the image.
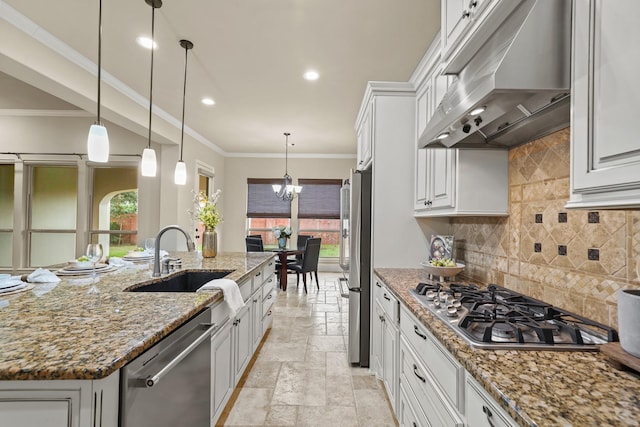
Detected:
[108,257,134,267]
[27,268,61,283]
[198,278,245,317]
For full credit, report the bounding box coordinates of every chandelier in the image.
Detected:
[272,132,302,201]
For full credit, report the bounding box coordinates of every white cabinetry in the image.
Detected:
[370,275,399,410]
[356,101,373,170]
[415,148,508,217]
[466,376,518,427]
[0,372,119,427]
[567,0,640,209]
[233,304,252,384]
[440,0,523,73]
[211,317,233,423]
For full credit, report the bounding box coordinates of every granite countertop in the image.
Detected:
[0,251,274,381]
[375,268,640,427]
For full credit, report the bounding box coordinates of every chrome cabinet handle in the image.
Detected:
[414,325,427,340]
[413,364,426,383]
[140,319,228,388]
[483,406,496,427]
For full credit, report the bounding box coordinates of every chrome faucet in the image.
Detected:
[152,225,196,277]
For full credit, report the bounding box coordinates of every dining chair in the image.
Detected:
[288,237,321,293]
[245,236,264,252]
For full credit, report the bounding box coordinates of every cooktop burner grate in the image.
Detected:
[410,282,618,350]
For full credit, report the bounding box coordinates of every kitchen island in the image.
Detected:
[0,251,274,381]
[376,268,640,427]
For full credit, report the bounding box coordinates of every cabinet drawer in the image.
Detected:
[262,288,276,315]
[374,276,398,323]
[400,337,463,427]
[400,305,463,410]
[398,383,428,427]
[466,376,517,427]
[262,308,274,334]
[262,274,276,300]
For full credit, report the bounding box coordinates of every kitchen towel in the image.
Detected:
[199,278,245,317]
[27,268,61,283]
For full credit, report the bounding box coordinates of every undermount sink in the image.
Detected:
[125,270,233,292]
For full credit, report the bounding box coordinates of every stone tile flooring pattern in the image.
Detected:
[221,273,398,426]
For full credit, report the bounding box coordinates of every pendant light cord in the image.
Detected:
[147,5,156,150]
[96,0,103,124]
[179,42,189,162]
[284,132,290,176]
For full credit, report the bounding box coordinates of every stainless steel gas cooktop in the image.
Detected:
[410,282,618,351]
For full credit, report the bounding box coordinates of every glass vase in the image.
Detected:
[278,237,287,249]
[202,230,217,258]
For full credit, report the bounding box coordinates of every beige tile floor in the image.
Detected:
[219,272,398,427]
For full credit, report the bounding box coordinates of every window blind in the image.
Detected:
[297,178,342,219]
[247,178,291,218]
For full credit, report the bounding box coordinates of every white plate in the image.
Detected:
[0,279,24,290]
[125,251,152,259]
[56,265,116,276]
[67,260,94,269]
[64,263,109,272]
[0,282,26,293]
[0,274,10,281]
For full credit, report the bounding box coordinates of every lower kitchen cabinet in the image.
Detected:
[371,275,399,411]
[0,372,119,427]
[251,288,263,351]
[466,376,518,427]
[211,318,233,423]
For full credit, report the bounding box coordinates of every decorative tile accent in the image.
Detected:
[451,129,631,327]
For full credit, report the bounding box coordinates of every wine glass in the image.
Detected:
[144,238,155,254]
[86,243,103,294]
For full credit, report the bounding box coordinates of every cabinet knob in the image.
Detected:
[469,0,478,8]
[462,10,470,18]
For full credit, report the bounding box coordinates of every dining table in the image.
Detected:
[271,248,304,291]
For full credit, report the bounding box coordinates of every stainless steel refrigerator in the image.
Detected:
[340,168,372,366]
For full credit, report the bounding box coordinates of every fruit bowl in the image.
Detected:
[420,261,465,281]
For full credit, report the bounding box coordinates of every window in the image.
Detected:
[0,164,14,267]
[297,179,342,257]
[28,165,78,267]
[247,178,291,248]
[89,166,139,258]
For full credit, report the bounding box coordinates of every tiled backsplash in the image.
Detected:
[452,128,640,328]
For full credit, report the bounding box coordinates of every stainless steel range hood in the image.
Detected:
[420,0,571,149]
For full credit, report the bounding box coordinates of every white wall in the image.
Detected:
[223,156,356,252]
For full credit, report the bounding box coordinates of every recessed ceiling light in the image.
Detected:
[201,97,215,106]
[469,106,486,116]
[136,36,157,50]
[303,70,319,81]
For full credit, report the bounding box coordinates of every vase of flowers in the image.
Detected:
[273,225,292,249]
[191,190,222,258]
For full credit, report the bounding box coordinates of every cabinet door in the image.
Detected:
[370,301,384,378]
[234,304,252,383]
[357,101,373,170]
[382,316,398,411]
[416,80,433,139]
[429,149,455,209]
[569,0,640,207]
[466,376,518,427]
[442,0,470,58]
[415,149,429,211]
[251,289,262,351]
[211,321,233,422]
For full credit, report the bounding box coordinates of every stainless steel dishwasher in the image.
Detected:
[120,307,228,427]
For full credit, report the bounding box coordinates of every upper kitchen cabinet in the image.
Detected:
[414,148,508,217]
[356,100,373,170]
[566,0,640,209]
[355,82,415,172]
[441,0,524,73]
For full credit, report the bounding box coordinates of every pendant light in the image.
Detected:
[174,39,193,185]
[272,132,302,201]
[140,0,162,177]
[87,0,109,163]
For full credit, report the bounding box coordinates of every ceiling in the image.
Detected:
[0,0,440,155]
